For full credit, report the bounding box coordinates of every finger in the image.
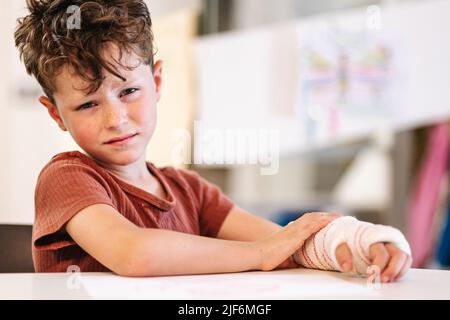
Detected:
[369,243,390,281]
[289,213,336,242]
[296,212,338,229]
[317,211,342,219]
[335,243,353,272]
[394,254,412,281]
[301,212,339,220]
[304,216,335,234]
[381,243,407,282]
[329,212,343,217]
[289,212,335,225]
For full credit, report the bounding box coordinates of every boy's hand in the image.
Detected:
[335,242,412,282]
[256,212,339,271]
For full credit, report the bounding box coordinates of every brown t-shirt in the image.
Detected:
[33,151,234,273]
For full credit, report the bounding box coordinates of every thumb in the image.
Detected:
[335,243,353,272]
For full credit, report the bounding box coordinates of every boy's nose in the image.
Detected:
[103,102,128,129]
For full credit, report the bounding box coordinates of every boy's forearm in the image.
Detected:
[229,219,299,270]
[216,207,297,270]
[123,228,262,277]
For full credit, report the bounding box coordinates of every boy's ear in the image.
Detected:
[38,96,67,131]
[152,60,163,102]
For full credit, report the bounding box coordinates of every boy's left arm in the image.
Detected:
[216,205,296,269]
[217,206,412,282]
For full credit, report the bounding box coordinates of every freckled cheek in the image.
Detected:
[70,121,101,146]
[134,102,157,131]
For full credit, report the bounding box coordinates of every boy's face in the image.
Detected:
[39,46,162,167]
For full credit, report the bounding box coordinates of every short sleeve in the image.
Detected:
[177,169,235,238]
[33,160,115,251]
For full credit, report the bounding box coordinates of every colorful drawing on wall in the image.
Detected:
[297,25,401,143]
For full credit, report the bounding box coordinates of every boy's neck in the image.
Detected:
[107,163,153,186]
[81,150,166,200]
[83,151,153,185]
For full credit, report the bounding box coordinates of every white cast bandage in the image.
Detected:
[292,216,411,275]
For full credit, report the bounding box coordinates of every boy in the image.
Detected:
[15,0,411,281]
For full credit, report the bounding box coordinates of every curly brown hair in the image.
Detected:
[14,0,155,103]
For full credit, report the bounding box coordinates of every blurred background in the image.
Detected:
[0,0,449,272]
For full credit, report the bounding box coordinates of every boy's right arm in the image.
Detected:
[65,204,336,277]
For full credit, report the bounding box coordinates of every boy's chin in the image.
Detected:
[87,149,144,166]
[108,151,144,166]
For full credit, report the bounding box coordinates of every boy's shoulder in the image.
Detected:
[46,150,92,164]
[38,150,101,177]
[35,151,111,193]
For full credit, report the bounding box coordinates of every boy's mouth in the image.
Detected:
[105,133,138,144]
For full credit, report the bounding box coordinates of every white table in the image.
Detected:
[1,268,449,299]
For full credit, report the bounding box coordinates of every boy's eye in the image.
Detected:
[120,88,139,98]
[77,102,97,111]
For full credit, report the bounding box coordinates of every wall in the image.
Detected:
[146,9,198,167]
[0,1,13,224]
[195,0,450,154]
[147,0,201,18]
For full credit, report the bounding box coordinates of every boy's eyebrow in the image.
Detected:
[75,78,129,98]
[63,68,143,104]
[68,76,140,105]
[101,73,143,91]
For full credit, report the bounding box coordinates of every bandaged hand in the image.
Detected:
[292,216,412,282]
